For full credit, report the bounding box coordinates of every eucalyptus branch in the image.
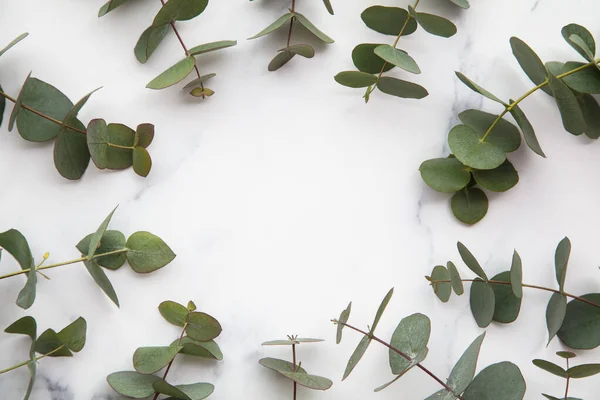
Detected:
[152,322,188,400]
[0,345,65,375]
[533,351,600,399]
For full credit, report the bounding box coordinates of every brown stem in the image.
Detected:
[292,343,297,400]
[0,90,87,135]
[340,322,464,400]
[564,359,570,400]
[287,0,296,47]
[152,323,188,400]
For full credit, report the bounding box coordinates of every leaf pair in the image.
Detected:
[4,316,87,400]
[534,351,600,399]
[75,207,176,307]
[159,300,222,343]
[108,371,214,400]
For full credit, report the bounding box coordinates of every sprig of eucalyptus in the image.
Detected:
[427,238,600,350]
[420,23,600,224]
[2,316,87,400]
[107,300,222,399]
[333,288,526,400]
[534,351,600,400]
[248,0,334,72]
[0,206,175,309]
[0,33,155,179]
[334,0,468,102]
[259,336,332,399]
[98,0,236,98]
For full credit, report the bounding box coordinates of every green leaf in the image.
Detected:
[133,345,183,374]
[76,230,127,270]
[262,339,298,346]
[295,338,324,343]
[84,260,120,307]
[562,62,600,94]
[146,56,196,90]
[174,337,223,360]
[547,71,586,135]
[336,302,352,344]
[449,0,470,9]
[5,316,37,340]
[558,293,600,349]
[510,37,548,88]
[189,40,237,56]
[153,0,209,25]
[546,293,567,345]
[555,237,571,291]
[510,250,523,299]
[248,13,294,39]
[374,45,420,74]
[447,332,486,394]
[259,357,307,374]
[431,265,451,302]
[0,84,5,128]
[279,371,333,390]
[455,72,507,105]
[107,371,161,398]
[567,363,600,378]
[135,24,170,64]
[352,43,394,74]
[419,157,471,193]
[53,125,90,180]
[389,313,430,375]
[0,229,36,309]
[87,121,135,170]
[284,44,315,58]
[408,7,457,38]
[153,380,192,400]
[463,362,526,400]
[448,124,506,170]
[451,187,488,225]
[15,77,75,142]
[98,0,131,17]
[458,109,521,153]
[135,124,154,148]
[556,351,576,359]
[133,146,152,177]
[562,24,596,60]
[294,13,334,43]
[448,261,464,295]
[491,272,521,323]
[342,335,371,380]
[8,72,30,131]
[457,242,488,280]
[472,160,519,192]
[577,93,600,139]
[532,359,568,378]
[360,6,417,36]
[166,383,214,400]
[88,206,118,259]
[0,32,28,57]
[334,71,376,88]
[186,312,222,342]
[509,101,545,157]
[268,50,294,72]
[57,317,86,353]
[372,288,393,331]
[35,329,72,357]
[182,74,217,90]
[159,300,188,327]
[470,279,495,328]
[126,231,176,273]
[376,77,428,99]
[322,0,333,15]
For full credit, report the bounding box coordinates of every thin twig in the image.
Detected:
[152,323,188,400]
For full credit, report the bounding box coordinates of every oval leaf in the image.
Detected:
[470,279,495,328]
[376,77,428,99]
[463,362,526,400]
[374,45,420,74]
[146,56,196,90]
[159,301,188,327]
[472,160,519,192]
[451,187,488,225]
[186,312,222,342]
[547,71,586,135]
[510,250,523,299]
[491,272,521,323]
[334,71,377,88]
[410,7,457,38]
[546,292,567,345]
[458,109,521,153]
[448,124,506,170]
[447,261,464,295]
[361,6,417,36]
[107,371,161,398]
[558,293,600,349]
[431,265,451,302]
[419,157,471,193]
[189,40,237,56]
[126,231,176,273]
[510,37,547,88]
[133,345,183,374]
[352,43,394,74]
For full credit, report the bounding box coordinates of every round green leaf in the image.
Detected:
[174,337,223,360]
[352,43,394,74]
[153,0,209,25]
[431,265,451,302]
[35,329,72,357]
[77,231,127,270]
[360,6,417,36]
[451,187,488,225]
[159,301,188,327]
[389,313,430,375]
[54,128,90,180]
[463,362,526,400]
[374,45,420,74]
[376,77,428,99]
[334,71,377,88]
[419,157,471,193]
[491,272,521,323]
[470,278,495,328]
[170,382,214,400]
[410,8,456,38]
[182,74,216,90]
[472,160,519,192]
[153,380,191,400]
[133,345,183,374]
[57,317,87,353]
[186,312,222,342]
[5,316,37,340]
[135,124,154,148]
[268,50,294,72]
[558,293,600,349]
[107,371,161,398]
[126,231,176,273]
[133,146,152,177]
[562,24,596,60]
[447,261,464,295]
[259,357,307,374]
[448,124,506,170]
[556,351,576,359]
[458,109,521,153]
[146,56,196,90]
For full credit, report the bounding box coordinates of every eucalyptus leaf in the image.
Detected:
[147,56,196,90]
[455,72,507,105]
[84,260,120,307]
[57,317,87,353]
[457,242,488,280]
[448,124,506,170]
[76,230,127,270]
[126,231,176,273]
[547,71,586,135]
[285,44,315,58]
[88,207,117,259]
[248,13,294,39]
[374,45,420,74]
[510,250,523,299]
[557,293,600,349]
[279,371,333,390]
[336,302,352,344]
[555,237,571,291]
[470,279,495,328]
[360,6,417,36]
[408,7,456,38]
[451,188,488,225]
[159,301,188,327]
[268,50,294,72]
[567,363,600,378]
[509,101,545,157]
[510,37,548,88]
[447,332,486,394]
[578,93,600,139]
[322,0,333,14]
[133,345,183,374]
[419,158,471,193]
[53,128,90,180]
[472,160,519,192]
[431,265,451,302]
[450,0,470,8]
[561,24,596,60]
[0,32,28,57]
[259,357,307,374]
[448,261,464,295]
[98,0,131,17]
[376,77,428,99]
[135,24,170,64]
[491,272,521,323]
[462,362,526,400]
[186,312,222,342]
[458,109,521,153]
[153,380,192,400]
[182,74,216,90]
[334,71,377,88]
[175,337,223,360]
[556,351,576,359]
[546,293,567,345]
[0,229,36,309]
[153,0,209,25]
[294,13,334,43]
[389,313,430,375]
[189,40,237,56]
[133,146,152,177]
[5,316,37,340]
[107,372,162,398]
[532,359,568,378]
[372,288,393,331]
[35,329,72,357]
[342,335,370,380]
[352,43,394,74]
[166,382,214,400]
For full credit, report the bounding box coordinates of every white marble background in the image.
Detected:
[1,0,600,398]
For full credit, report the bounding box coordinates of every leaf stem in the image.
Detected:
[564,359,570,400]
[480,58,600,141]
[287,0,296,48]
[152,322,188,400]
[0,345,65,375]
[0,249,128,281]
[108,143,134,150]
[292,343,297,400]
[339,321,464,400]
[0,89,87,135]
[432,278,600,310]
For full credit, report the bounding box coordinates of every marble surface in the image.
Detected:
[1,0,600,398]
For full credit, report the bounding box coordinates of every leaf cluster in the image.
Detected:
[3,316,87,400]
[335,0,468,102]
[107,300,222,399]
[534,351,600,400]
[335,288,526,400]
[420,23,600,224]
[428,239,600,350]
[98,0,236,97]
